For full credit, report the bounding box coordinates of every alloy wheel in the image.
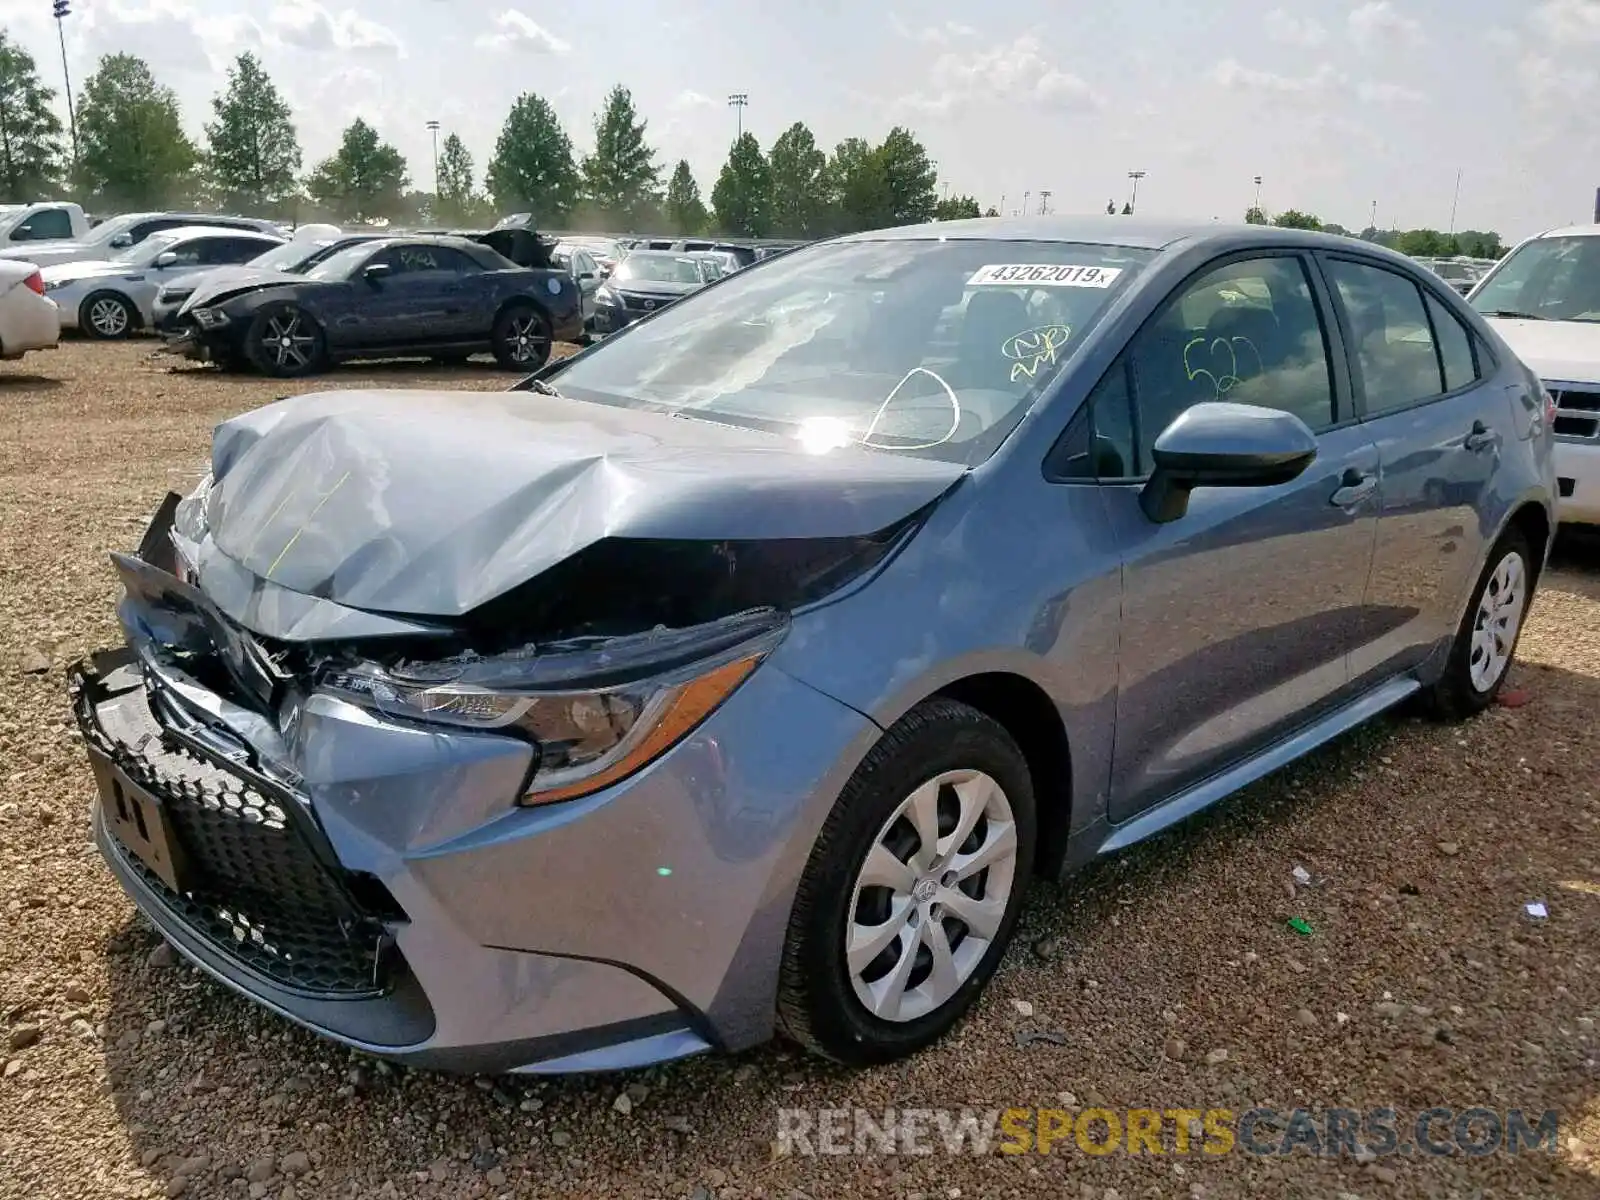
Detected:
[1468,550,1527,692]
[505,312,550,363]
[88,297,129,337]
[262,311,318,372]
[846,769,1019,1023]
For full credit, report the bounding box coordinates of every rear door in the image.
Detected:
[1085,251,1383,821]
[1319,255,1507,683]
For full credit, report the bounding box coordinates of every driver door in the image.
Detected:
[1093,252,1383,820]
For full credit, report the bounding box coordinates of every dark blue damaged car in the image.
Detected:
[75,216,1555,1074]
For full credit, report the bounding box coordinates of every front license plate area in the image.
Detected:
[91,754,192,894]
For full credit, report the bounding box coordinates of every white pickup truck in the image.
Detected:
[0,202,92,252]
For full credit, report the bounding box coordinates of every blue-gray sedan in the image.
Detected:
[73,217,1556,1074]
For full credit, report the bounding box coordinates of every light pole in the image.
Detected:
[1022,190,1030,216]
[1253,175,1262,212]
[1369,199,1378,234]
[425,120,440,206]
[727,93,748,141]
[1038,189,1052,215]
[1448,168,1462,236]
[52,0,79,172]
[1127,170,1146,213]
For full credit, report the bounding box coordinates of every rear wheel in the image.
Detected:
[777,699,1035,1065]
[245,303,327,378]
[491,303,551,369]
[80,292,136,340]
[1422,526,1534,719]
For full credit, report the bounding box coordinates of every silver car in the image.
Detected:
[42,226,286,339]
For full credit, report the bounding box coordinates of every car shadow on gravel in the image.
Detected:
[0,371,62,390]
[88,660,1600,1197]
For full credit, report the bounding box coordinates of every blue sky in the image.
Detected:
[2,0,1598,239]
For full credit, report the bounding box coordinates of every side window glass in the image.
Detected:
[1127,255,1336,467]
[432,248,481,274]
[1045,362,1136,480]
[24,208,74,239]
[1425,293,1478,392]
[1325,260,1445,415]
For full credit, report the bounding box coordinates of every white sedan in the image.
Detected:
[0,260,60,360]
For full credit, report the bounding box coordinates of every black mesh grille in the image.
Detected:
[76,672,400,998]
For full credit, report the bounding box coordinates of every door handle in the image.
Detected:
[1464,420,1496,453]
[1329,467,1376,508]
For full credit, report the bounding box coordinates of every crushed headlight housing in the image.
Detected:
[316,607,787,805]
[190,307,230,329]
[169,471,212,583]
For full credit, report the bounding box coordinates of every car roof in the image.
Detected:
[1530,224,1600,240]
[154,224,284,242]
[836,214,1386,253]
[625,249,698,260]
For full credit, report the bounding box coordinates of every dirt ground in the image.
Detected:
[2,341,1598,1200]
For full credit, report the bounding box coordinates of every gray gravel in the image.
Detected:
[3,343,1599,1199]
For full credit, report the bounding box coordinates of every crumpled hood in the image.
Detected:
[202,388,965,618]
[179,267,307,313]
[1488,317,1600,385]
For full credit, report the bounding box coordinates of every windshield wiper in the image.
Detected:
[1478,309,1546,321]
[520,377,568,398]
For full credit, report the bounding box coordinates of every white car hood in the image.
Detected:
[1488,317,1600,385]
[0,242,112,268]
[39,259,139,286]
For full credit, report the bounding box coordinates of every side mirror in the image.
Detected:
[154,251,178,268]
[1140,402,1317,524]
[110,233,133,248]
[363,263,392,285]
[578,271,595,281]
[12,222,36,240]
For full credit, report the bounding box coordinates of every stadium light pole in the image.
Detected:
[426,119,441,200]
[1253,175,1262,211]
[53,0,80,171]
[1128,169,1146,213]
[727,93,748,141]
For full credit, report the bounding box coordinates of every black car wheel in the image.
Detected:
[246,303,327,378]
[79,292,136,340]
[777,699,1036,1065]
[491,302,552,369]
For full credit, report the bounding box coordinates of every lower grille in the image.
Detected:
[1550,386,1600,442]
[75,664,400,998]
[622,291,674,311]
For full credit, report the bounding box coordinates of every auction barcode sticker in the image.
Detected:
[967,264,1122,288]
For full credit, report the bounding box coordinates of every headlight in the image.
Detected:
[316,608,786,805]
[596,286,619,304]
[170,472,212,582]
[191,307,230,329]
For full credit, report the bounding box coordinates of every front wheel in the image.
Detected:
[245,303,327,378]
[1422,526,1534,719]
[79,292,136,340]
[777,699,1036,1065]
[491,303,552,370]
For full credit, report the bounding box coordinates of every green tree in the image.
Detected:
[486,92,579,224]
[579,85,659,227]
[664,159,707,234]
[710,132,771,236]
[203,52,301,214]
[436,132,475,223]
[1244,205,1268,225]
[0,31,64,202]
[1271,209,1323,231]
[877,127,937,226]
[825,137,890,233]
[1394,228,1448,256]
[984,206,999,217]
[1455,230,1503,258]
[1322,222,1351,237]
[74,54,197,208]
[766,121,827,238]
[305,118,408,221]
[933,194,981,220]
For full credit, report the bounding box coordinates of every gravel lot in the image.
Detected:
[2,341,1599,1200]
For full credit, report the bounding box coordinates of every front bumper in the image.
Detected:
[593,303,636,334]
[1555,439,1600,526]
[72,562,874,1071]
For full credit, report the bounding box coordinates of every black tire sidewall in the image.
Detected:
[492,303,551,370]
[79,292,134,340]
[246,304,325,378]
[782,701,1036,1063]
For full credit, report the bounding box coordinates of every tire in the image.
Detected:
[79,292,136,340]
[491,302,552,370]
[1422,525,1535,720]
[777,698,1036,1065]
[245,303,327,378]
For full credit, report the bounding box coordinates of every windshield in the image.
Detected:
[305,243,378,281]
[81,215,141,246]
[614,255,705,285]
[113,233,182,265]
[1471,236,1600,322]
[549,237,1151,465]
[248,241,333,272]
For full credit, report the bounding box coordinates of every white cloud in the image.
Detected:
[1264,8,1327,47]
[1348,1,1423,48]
[1531,0,1600,42]
[475,9,571,54]
[899,34,1103,115]
[1516,51,1599,105]
[1209,59,1341,95]
[269,0,403,56]
[1356,80,1425,104]
[889,16,978,45]
[670,90,717,110]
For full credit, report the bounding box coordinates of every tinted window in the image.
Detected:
[431,247,483,274]
[130,219,185,243]
[208,237,279,265]
[1425,293,1477,392]
[370,244,455,273]
[17,208,74,240]
[1126,255,1336,465]
[1325,259,1443,415]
